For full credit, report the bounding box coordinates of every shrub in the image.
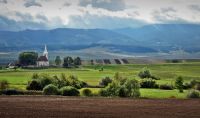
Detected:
[99,77,112,86]
[159,84,174,90]
[2,89,24,95]
[40,77,53,89]
[81,88,92,96]
[103,81,121,96]
[43,84,59,95]
[175,76,184,93]
[118,86,127,97]
[150,75,160,80]
[26,80,42,90]
[60,86,79,96]
[138,67,152,79]
[124,78,140,98]
[183,83,192,89]
[190,80,200,88]
[80,81,88,88]
[187,90,200,98]
[100,78,141,98]
[195,84,200,91]
[23,90,43,95]
[140,79,159,88]
[0,80,9,90]
[32,73,39,79]
[113,72,127,85]
[99,89,109,97]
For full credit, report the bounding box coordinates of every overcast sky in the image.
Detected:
[0,0,200,31]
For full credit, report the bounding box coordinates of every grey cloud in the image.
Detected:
[0,0,7,4]
[67,12,147,29]
[36,14,48,22]
[160,7,176,13]
[151,9,187,24]
[0,15,47,31]
[15,12,33,21]
[189,5,200,11]
[63,2,71,7]
[24,0,42,8]
[79,0,126,11]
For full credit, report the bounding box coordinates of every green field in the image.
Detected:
[1,62,200,98]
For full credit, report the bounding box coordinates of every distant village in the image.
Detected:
[7,45,131,69]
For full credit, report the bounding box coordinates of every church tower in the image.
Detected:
[43,45,48,60]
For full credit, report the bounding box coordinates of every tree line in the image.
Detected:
[18,52,81,67]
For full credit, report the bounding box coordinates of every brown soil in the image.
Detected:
[0,96,200,118]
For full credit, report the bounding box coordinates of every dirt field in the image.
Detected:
[0,96,199,118]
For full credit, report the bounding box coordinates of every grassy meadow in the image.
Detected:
[0,62,200,98]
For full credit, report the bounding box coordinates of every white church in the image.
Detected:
[37,45,49,67]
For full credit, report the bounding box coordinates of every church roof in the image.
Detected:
[37,56,48,61]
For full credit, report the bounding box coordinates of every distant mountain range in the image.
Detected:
[0,24,200,53]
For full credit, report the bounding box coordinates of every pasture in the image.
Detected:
[0,62,200,98]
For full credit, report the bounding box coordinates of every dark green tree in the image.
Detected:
[63,56,73,68]
[19,52,38,66]
[74,57,81,66]
[55,56,61,66]
[175,76,184,93]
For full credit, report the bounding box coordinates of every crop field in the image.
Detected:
[0,62,200,98]
[0,96,200,118]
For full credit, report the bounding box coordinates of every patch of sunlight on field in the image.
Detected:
[140,89,188,99]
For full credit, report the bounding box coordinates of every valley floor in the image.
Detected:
[0,96,200,118]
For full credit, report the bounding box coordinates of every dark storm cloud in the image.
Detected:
[189,5,200,11]
[0,15,47,31]
[0,0,7,4]
[79,0,126,11]
[24,0,42,8]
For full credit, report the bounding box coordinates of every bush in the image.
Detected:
[118,86,127,97]
[100,78,140,98]
[187,90,200,98]
[43,84,59,95]
[99,89,109,97]
[1,89,24,95]
[103,81,121,96]
[175,76,184,93]
[81,88,92,96]
[150,75,160,80]
[124,78,140,98]
[60,86,79,96]
[138,67,152,79]
[159,84,174,90]
[40,77,53,88]
[0,80,9,90]
[140,79,159,88]
[183,83,192,89]
[99,77,112,86]
[23,90,43,95]
[26,80,42,90]
[32,73,39,79]
[191,80,200,88]
[195,84,200,91]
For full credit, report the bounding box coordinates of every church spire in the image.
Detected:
[43,45,48,60]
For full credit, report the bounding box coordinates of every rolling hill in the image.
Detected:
[0,24,200,53]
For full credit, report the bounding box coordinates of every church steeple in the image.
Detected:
[43,45,48,60]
